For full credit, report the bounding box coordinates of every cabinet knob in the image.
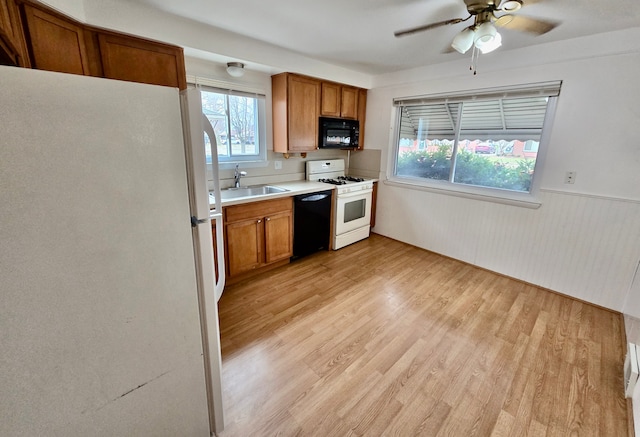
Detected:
[257,219,262,223]
[265,217,271,221]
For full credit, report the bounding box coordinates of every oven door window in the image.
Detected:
[336,191,372,235]
[344,198,366,222]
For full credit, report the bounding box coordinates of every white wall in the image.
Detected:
[366,28,640,313]
[40,0,85,20]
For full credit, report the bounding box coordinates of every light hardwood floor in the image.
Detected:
[217,234,629,436]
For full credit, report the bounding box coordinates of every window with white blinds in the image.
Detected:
[391,82,561,200]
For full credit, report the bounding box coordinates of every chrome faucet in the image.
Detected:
[234,164,247,188]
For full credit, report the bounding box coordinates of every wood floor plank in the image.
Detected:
[217,234,629,436]
[381,392,452,436]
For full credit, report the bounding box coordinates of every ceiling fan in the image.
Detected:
[394,0,558,57]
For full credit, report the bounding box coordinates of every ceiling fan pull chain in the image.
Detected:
[470,45,478,75]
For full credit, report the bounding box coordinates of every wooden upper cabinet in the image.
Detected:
[0,0,29,66]
[273,72,368,153]
[0,0,18,65]
[98,32,186,89]
[21,3,90,74]
[320,82,340,117]
[357,88,367,150]
[321,81,358,119]
[11,0,185,88]
[272,73,321,154]
[340,86,358,119]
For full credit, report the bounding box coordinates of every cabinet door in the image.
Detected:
[357,88,367,150]
[320,82,340,117]
[0,0,17,65]
[287,74,320,152]
[98,32,187,89]
[0,0,28,66]
[264,210,293,264]
[226,218,263,277]
[340,86,359,119]
[22,3,90,74]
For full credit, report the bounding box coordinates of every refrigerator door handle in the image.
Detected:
[202,113,222,214]
[210,210,225,301]
[200,113,226,300]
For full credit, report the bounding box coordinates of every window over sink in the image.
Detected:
[198,85,266,164]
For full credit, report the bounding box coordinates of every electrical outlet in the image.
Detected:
[274,160,282,170]
[565,171,576,184]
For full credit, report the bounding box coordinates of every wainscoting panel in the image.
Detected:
[374,185,640,312]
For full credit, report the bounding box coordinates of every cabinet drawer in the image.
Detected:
[224,197,292,223]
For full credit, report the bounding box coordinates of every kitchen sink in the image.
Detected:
[209,185,289,202]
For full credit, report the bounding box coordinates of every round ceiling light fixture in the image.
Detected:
[226,62,245,78]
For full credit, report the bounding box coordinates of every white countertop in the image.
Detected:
[209,180,336,210]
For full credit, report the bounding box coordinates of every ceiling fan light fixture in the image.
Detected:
[226,62,245,78]
[479,31,502,54]
[474,22,497,47]
[451,27,475,54]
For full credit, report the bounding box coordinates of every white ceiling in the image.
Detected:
[123,0,640,75]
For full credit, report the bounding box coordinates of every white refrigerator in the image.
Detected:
[0,66,226,435]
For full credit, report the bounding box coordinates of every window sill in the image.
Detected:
[384,176,542,209]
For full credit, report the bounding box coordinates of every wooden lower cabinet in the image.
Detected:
[226,217,263,276]
[224,197,293,281]
[264,210,293,263]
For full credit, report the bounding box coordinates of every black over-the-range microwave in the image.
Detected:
[318,117,359,149]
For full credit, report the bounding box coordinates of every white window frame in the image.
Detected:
[188,78,268,171]
[387,82,561,209]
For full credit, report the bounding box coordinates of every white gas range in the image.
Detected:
[306,159,374,250]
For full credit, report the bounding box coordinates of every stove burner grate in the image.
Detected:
[318,178,346,185]
[338,176,365,182]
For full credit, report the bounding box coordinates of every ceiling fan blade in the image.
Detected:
[394,18,465,37]
[442,45,457,54]
[494,15,558,35]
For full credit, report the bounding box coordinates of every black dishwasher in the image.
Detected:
[292,189,333,259]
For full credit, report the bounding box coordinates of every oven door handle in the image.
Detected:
[338,188,373,199]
